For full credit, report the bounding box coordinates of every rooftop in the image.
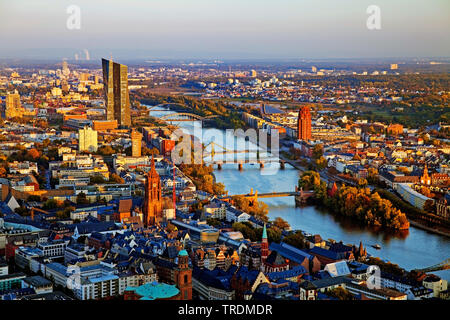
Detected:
[125,281,179,300]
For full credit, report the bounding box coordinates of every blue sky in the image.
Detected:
[0,0,449,59]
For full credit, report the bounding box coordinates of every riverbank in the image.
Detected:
[148,103,450,281]
[408,219,450,238]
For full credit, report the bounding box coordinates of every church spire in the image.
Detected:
[262,223,267,240]
[149,154,158,177]
[261,223,269,269]
[421,163,431,185]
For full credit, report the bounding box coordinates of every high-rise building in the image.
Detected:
[143,157,163,226]
[311,66,317,73]
[131,129,142,157]
[102,58,131,127]
[390,64,398,70]
[79,73,90,83]
[78,126,98,152]
[250,69,257,77]
[5,91,23,119]
[61,80,70,92]
[297,106,312,141]
[62,60,70,77]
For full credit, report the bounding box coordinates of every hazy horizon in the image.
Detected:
[1,0,449,60]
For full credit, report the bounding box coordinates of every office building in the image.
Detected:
[78,126,98,152]
[131,129,143,157]
[5,91,23,119]
[102,58,131,127]
[297,106,312,141]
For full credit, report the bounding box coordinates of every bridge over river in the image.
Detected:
[221,188,315,206]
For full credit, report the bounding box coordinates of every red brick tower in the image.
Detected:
[176,250,192,300]
[261,223,269,264]
[143,156,163,226]
[297,106,312,141]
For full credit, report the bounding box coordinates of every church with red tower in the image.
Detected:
[143,156,163,226]
[175,250,193,300]
[297,106,312,141]
[260,224,269,265]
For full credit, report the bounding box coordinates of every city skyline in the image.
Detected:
[0,0,448,307]
[0,0,449,60]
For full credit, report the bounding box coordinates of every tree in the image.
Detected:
[315,156,327,170]
[76,192,89,205]
[89,175,106,184]
[27,148,40,160]
[42,199,58,210]
[273,217,290,231]
[312,144,324,160]
[97,145,115,156]
[0,167,7,178]
[231,195,269,222]
[109,173,125,184]
[212,182,226,197]
[357,178,368,188]
[367,168,379,184]
[298,171,321,191]
[282,231,306,249]
[206,218,222,227]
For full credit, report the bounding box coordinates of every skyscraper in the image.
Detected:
[62,60,70,77]
[5,91,23,119]
[297,106,312,141]
[78,126,98,152]
[143,157,163,226]
[131,129,142,157]
[102,58,131,127]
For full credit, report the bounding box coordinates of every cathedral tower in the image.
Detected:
[143,156,163,226]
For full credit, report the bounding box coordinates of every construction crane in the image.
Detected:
[30,207,50,221]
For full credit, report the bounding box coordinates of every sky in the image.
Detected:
[0,0,449,60]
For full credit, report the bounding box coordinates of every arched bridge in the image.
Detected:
[202,141,282,169]
[413,259,450,273]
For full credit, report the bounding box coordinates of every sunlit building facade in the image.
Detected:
[102,58,131,127]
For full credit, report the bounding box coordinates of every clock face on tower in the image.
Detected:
[153,183,156,188]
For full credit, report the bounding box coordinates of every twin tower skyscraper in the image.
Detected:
[101,58,131,127]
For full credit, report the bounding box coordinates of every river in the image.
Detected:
[148,105,450,281]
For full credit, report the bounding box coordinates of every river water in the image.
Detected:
[148,105,450,281]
